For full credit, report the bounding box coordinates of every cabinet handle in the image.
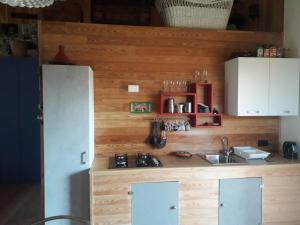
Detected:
[280,110,291,114]
[81,152,87,165]
[219,203,224,207]
[37,115,43,121]
[170,206,177,210]
[246,110,260,114]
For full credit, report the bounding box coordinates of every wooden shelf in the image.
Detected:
[160,113,196,116]
[196,125,223,128]
[159,83,222,128]
[197,113,214,116]
[161,92,196,96]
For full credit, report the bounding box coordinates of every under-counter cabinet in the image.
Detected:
[131,182,179,225]
[225,57,299,116]
[219,178,262,225]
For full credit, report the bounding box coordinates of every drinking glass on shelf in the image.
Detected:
[176,80,181,92]
[194,70,202,83]
[182,80,187,92]
[170,80,176,92]
[202,69,208,83]
[163,80,166,92]
[163,80,171,92]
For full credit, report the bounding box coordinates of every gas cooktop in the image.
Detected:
[109,153,163,169]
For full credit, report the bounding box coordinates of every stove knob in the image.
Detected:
[152,157,160,166]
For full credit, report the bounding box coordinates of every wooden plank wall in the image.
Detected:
[39,21,282,156]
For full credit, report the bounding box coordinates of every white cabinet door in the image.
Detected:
[269,58,299,116]
[238,58,270,116]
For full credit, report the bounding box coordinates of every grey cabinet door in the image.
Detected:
[132,182,179,225]
[219,178,262,225]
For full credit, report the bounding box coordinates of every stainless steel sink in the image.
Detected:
[201,154,247,165]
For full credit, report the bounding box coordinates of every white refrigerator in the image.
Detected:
[42,65,94,224]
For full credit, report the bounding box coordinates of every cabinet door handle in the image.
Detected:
[219,203,224,207]
[246,110,260,114]
[170,206,177,210]
[280,110,291,114]
[81,152,87,165]
[37,115,43,121]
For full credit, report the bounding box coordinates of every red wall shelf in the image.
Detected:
[160,82,223,128]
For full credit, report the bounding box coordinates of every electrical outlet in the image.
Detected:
[258,139,269,147]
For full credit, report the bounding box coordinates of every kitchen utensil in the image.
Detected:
[233,146,270,159]
[198,103,209,113]
[283,141,298,159]
[184,102,192,113]
[175,104,184,113]
[172,151,192,158]
[167,98,174,113]
[149,120,167,149]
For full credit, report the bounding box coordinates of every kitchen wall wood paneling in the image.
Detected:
[39,21,282,156]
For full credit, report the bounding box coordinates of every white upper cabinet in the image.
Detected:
[225,57,300,116]
[269,58,299,116]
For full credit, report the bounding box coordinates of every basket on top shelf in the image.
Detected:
[155,0,234,29]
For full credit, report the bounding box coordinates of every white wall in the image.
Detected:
[281,0,300,151]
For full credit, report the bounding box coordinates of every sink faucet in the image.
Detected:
[220,136,233,157]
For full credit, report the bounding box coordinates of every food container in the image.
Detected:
[256,45,264,57]
[175,103,184,113]
[184,102,192,113]
[167,98,174,113]
[263,45,270,57]
[277,48,284,58]
[270,46,277,58]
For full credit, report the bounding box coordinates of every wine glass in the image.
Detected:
[170,80,176,92]
[194,70,202,83]
[163,80,169,92]
[202,69,208,83]
[182,81,187,92]
[176,80,181,92]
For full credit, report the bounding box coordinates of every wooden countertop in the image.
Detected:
[91,153,300,174]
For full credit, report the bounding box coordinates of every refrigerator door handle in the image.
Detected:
[81,152,87,165]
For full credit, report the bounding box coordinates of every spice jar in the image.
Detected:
[263,45,270,57]
[270,46,277,58]
[256,45,264,57]
[277,48,284,58]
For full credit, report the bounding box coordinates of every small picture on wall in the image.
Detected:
[130,102,152,113]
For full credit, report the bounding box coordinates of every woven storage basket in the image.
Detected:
[155,0,234,29]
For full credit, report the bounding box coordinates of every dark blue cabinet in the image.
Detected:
[219,178,262,225]
[0,57,40,184]
[131,182,179,225]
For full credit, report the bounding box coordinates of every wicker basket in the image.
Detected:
[155,0,234,29]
